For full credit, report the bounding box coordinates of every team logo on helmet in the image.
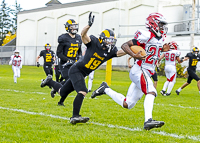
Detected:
[169,41,178,50]
[98,29,117,52]
[65,19,79,35]
[45,43,51,50]
[145,13,168,37]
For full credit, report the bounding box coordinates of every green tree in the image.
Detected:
[12,0,22,33]
[0,0,13,45]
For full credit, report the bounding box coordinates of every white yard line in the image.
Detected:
[0,106,199,141]
[0,89,46,95]
[1,88,200,110]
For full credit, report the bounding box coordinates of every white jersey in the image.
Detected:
[134,29,164,73]
[164,49,180,66]
[9,55,22,68]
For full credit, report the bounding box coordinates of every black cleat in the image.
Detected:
[166,93,171,96]
[51,88,56,98]
[40,74,52,88]
[144,118,165,130]
[57,102,65,106]
[175,90,180,95]
[70,115,90,125]
[160,90,166,96]
[91,82,109,99]
[88,90,92,92]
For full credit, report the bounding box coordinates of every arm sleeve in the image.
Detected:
[56,36,69,62]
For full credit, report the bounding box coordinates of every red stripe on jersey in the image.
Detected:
[141,73,147,95]
[136,41,146,49]
[147,31,156,43]
[137,60,142,66]
[147,69,154,75]
[167,73,176,82]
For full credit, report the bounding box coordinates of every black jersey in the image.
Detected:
[185,52,200,71]
[57,33,82,65]
[75,35,118,75]
[39,50,55,66]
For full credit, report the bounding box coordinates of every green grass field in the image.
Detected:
[0,65,200,143]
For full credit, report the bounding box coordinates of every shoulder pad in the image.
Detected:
[134,29,151,44]
[58,34,66,43]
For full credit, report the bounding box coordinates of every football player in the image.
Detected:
[36,43,55,76]
[51,19,82,100]
[40,12,144,124]
[9,50,22,83]
[159,41,183,96]
[176,47,200,95]
[92,13,169,130]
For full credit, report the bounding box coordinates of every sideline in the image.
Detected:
[0,106,199,141]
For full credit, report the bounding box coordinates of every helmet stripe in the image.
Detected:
[67,19,72,25]
[103,30,110,38]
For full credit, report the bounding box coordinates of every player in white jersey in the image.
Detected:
[92,13,169,130]
[160,41,183,96]
[9,50,22,83]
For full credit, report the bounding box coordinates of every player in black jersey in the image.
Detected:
[176,47,200,95]
[40,12,143,124]
[57,19,82,82]
[36,43,55,76]
[50,19,82,98]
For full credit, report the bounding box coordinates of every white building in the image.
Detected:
[16,0,197,67]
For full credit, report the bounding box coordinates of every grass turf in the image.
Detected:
[0,65,200,142]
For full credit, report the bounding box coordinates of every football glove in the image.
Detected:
[62,60,75,67]
[37,62,40,67]
[157,67,160,72]
[88,12,95,26]
[180,57,184,62]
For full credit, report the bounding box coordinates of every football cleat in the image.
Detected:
[175,90,180,95]
[88,90,92,92]
[51,88,56,98]
[160,90,166,96]
[166,93,171,96]
[144,118,165,130]
[40,74,52,88]
[91,82,109,99]
[57,102,65,107]
[70,115,90,125]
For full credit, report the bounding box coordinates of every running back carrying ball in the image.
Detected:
[130,45,147,56]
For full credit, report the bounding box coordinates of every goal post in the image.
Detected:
[105,59,112,86]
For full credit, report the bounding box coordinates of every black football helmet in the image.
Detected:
[45,43,51,50]
[65,19,79,35]
[98,29,117,52]
[192,47,199,56]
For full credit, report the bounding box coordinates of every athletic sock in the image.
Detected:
[105,88,125,107]
[73,93,84,117]
[14,76,17,83]
[162,81,169,91]
[144,94,155,122]
[166,82,174,94]
[177,87,182,92]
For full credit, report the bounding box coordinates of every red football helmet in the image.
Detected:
[145,13,168,37]
[169,41,178,50]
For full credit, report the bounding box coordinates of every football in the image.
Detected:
[130,46,147,56]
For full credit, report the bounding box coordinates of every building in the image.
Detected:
[15,0,197,68]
